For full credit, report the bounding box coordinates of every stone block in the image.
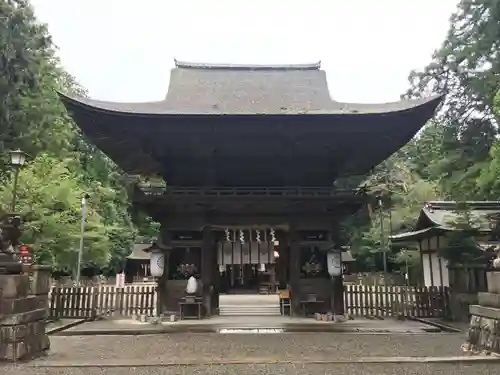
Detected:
[0,295,48,316]
[0,308,47,326]
[0,320,45,342]
[469,304,500,320]
[0,275,29,299]
[465,314,500,355]
[0,332,50,361]
[478,292,500,309]
[28,266,51,295]
[487,271,500,294]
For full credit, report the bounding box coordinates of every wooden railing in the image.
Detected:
[344,285,449,318]
[49,285,157,319]
[139,185,364,198]
[49,284,449,320]
[448,265,489,293]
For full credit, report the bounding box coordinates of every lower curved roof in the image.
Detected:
[59,92,441,116]
[58,60,444,186]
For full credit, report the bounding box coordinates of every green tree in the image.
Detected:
[0,154,110,273]
[346,156,441,271]
[477,91,500,199]
[404,0,500,200]
[439,203,484,265]
[0,0,145,274]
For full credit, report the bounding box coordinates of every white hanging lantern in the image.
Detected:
[150,250,165,277]
[327,250,342,276]
[260,263,266,272]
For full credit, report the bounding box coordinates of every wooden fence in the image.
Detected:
[49,285,157,319]
[344,285,449,318]
[448,265,489,293]
[49,284,449,320]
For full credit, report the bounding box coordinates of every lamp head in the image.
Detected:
[9,149,28,167]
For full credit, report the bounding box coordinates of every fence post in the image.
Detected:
[114,287,124,316]
[91,287,99,320]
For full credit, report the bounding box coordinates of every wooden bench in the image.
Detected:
[179,296,203,319]
[299,295,325,317]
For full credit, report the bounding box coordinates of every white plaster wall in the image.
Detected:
[420,235,448,251]
[422,253,432,287]
[420,235,452,287]
[440,256,450,287]
[429,252,450,287]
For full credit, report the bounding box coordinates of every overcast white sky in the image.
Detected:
[31,0,458,103]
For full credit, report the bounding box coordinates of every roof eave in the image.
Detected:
[389,227,443,243]
[58,91,444,118]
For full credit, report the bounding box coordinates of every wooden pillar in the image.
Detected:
[201,224,214,316]
[212,235,220,313]
[276,230,288,287]
[329,228,345,316]
[157,228,171,315]
[289,223,300,313]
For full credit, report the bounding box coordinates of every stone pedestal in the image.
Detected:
[0,265,51,361]
[463,271,500,355]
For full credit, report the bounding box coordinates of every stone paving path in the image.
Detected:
[57,316,438,335]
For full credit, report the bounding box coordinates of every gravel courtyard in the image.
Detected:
[3,363,500,375]
[2,331,497,375]
[37,332,466,362]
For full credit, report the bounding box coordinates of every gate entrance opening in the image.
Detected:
[218,239,278,294]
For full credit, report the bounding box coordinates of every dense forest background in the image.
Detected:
[1,0,499,276]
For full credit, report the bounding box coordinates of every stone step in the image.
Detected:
[478,292,500,309]
[219,308,280,314]
[219,307,280,312]
[219,305,281,316]
[219,303,280,309]
[219,295,279,306]
[219,311,281,316]
[219,294,281,316]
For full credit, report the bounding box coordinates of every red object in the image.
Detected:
[19,245,32,263]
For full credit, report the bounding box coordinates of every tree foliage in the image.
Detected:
[5,1,500,275]
[350,1,500,271]
[0,0,152,275]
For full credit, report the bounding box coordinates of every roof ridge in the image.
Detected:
[173,59,321,71]
[426,201,500,210]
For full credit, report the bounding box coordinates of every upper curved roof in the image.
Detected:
[58,60,443,116]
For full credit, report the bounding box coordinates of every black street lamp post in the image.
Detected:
[9,149,28,212]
